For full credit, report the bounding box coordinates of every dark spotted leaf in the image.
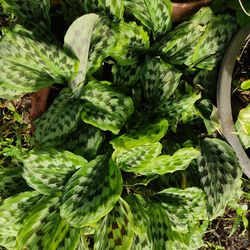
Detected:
[112,63,141,87]
[141,57,182,107]
[81,80,134,134]
[110,118,168,151]
[0,166,29,198]
[131,234,151,250]
[33,88,83,147]
[198,138,242,219]
[191,14,238,69]
[64,14,100,95]
[83,0,124,20]
[23,149,87,195]
[60,155,123,227]
[154,187,207,232]
[0,191,42,249]
[16,195,81,250]
[113,142,162,172]
[64,122,104,161]
[94,198,134,250]
[0,27,79,99]
[124,0,172,38]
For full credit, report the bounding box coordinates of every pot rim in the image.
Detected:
[217,25,250,178]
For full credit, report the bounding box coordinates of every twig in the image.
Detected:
[238,0,250,17]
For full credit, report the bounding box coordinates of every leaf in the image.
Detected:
[23,149,87,195]
[241,79,250,90]
[236,104,250,135]
[112,63,141,87]
[0,27,79,99]
[0,166,30,198]
[64,122,104,161]
[32,88,83,147]
[83,0,124,20]
[60,155,123,227]
[80,80,134,134]
[1,0,51,27]
[111,21,150,65]
[125,194,150,236]
[61,0,84,24]
[153,187,207,232]
[122,147,200,176]
[64,13,100,95]
[141,57,182,107]
[0,191,42,249]
[235,120,250,149]
[192,14,238,70]
[124,0,172,38]
[131,234,151,250]
[94,198,134,250]
[113,142,162,172]
[16,195,81,250]
[110,118,168,150]
[198,138,242,219]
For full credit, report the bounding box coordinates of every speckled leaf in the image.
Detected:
[131,234,151,250]
[154,8,213,66]
[23,149,87,195]
[1,0,51,26]
[124,0,172,38]
[0,28,79,99]
[64,14,100,95]
[33,88,83,147]
[111,21,150,65]
[110,118,168,151]
[0,191,42,249]
[113,142,162,172]
[127,147,200,175]
[81,80,134,134]
[125,194,150,236]
[154,187,207,232]
[142,57,182,107]
[94,198,134,250]
[192,14,238,69]
[112,64,141,87]
[64,122,104,161]
[147,203,170,249]
[16,195,81,250]
[60,155,123,227]
[0,166,29,198]
[198,138,242,219]
[83,0,124,20]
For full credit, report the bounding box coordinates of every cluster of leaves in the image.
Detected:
[0,0,244,249]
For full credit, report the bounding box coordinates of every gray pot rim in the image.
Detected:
[217,25,250,178]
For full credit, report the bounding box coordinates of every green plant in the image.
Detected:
[0,1,244,249]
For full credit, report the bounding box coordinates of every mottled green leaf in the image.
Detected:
[113,142,162,172]
[81,80,134,134]
[0,166,29,198]
[1,0,51,27]
[112,64,141,87]
[60,155,123,227]
[142,57,182,107]
[23,149,87,195]
[124,0,172,38]
[64,14,100,95]
[129,147,200,175]
[83,0,124,20]
[111,21,150,65]
[33,88,83,147]
[131,233,151,250]
[192,14,238,69]
[236,104,250,135]
[111,118,168,150]
[198,138,242,219]
[61,0,84,24]
[154,187,207,232]
[64,122,104,161]
[16,195,80,250]
[235,119,250,149]
[94,198,134,250]
[0,191,42,249]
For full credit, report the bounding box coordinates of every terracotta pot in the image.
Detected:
[30,87,50,133]
[172,0,213,22]
[217,25,250,178]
